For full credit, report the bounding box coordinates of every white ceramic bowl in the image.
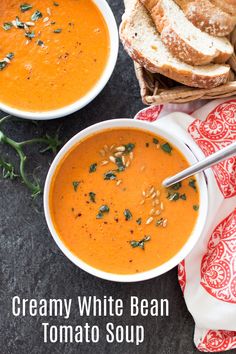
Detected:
[0,0,119,120]
[44,117,209,282]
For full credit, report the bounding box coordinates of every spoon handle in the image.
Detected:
[162,141,236,188]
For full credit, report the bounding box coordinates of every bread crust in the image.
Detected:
[149,0,209,65]
[119,4,230,89]
[121,35,229,88]
[141,0,233,65]
[175,0,236,36]
[211,0,236,16]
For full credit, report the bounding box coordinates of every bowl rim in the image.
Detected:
[44,118,209,282]
[0,0,119,120]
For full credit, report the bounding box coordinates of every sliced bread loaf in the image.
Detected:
[120,0,230,88]
[141,0,233,65]
[174,0,236,36]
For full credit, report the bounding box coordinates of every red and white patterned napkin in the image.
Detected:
[135,98,236,352]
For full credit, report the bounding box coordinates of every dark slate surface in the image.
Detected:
[0,1,234,354]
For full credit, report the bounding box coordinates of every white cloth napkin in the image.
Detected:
[135,98,236,352]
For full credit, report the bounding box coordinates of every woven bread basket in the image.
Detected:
[134,28,236,105]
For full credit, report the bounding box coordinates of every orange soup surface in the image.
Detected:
[50,129,199,274]
[0,0,109,111]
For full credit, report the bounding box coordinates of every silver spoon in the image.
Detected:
[162,141,236,188]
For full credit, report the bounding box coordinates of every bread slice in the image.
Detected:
[120,0,230,88]
[211,0,236,16]
[141,0,233,65]
[174,0,236,36]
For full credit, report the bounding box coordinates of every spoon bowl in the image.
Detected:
[162,141,236,188]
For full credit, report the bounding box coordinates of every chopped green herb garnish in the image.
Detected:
[115,157,125,172]
[153,138,159,144]
[172,182,182,190]
[124,143,135,153]
[104,171,116,180]
[15,17,24,28]
[6,53,14,60]
[20,3,33,12]
[189,178,197,191]
[51,21,56,25]
[156,218,164,226]
[89,192,96,203]
[53,1,59,6]
[89,163,97,173]
[0,54,14,71]
[130,236,151,250]
[161,142,172,154]
[96,205,109,218]
[0,61,7,71]
[167,192,180,201]
[31,10,43,21]
[3,22,13,31]
[167,190,187,201]
[72,181,80,192]
[54,28,62,33]
[193,205,199,211]
[124,209,132,221]
[37,40,44,46]
[99,205,109,213]
[25,31,35,39]
[136,217,142,225]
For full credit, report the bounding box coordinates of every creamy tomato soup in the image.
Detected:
[50,129,199,274]
[0,0,109,111]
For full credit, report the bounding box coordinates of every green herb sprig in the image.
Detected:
[0,159,18,180]
[0,115,62,198]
